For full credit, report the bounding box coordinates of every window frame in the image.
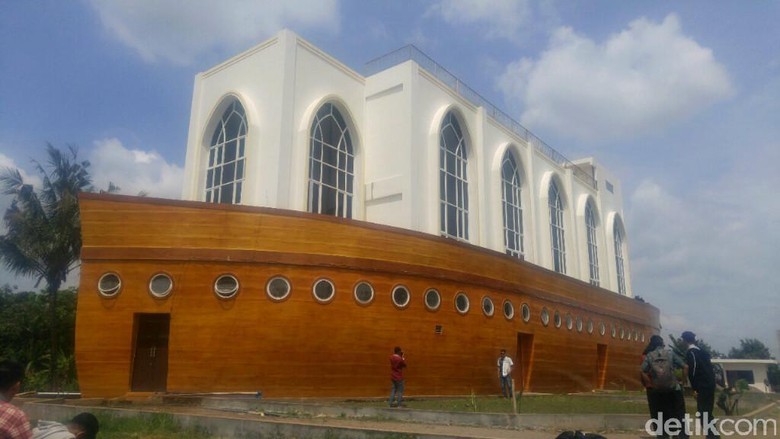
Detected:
[501,151,524,258]
[214,274,240,300]
[548,180,567,274]
[97,272,122,298]
[439,112,469,241]
[205,100,247,205]
[148,272,174,299]
[614,220,627,295]
[266,276,292,302]
[585,201,600,286]
[307,103,355,218]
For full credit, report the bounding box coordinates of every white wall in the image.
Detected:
[181,30,631,296]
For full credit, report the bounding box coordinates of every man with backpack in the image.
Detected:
[682,331,719,439]
[641,335,687,439]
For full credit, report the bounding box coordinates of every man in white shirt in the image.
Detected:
[497,349,514,399]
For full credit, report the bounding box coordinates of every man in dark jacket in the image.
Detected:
[682,331,719,438]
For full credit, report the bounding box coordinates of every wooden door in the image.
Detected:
[596,343,608,389]
[515,332,534,392]
[131,314,170,392]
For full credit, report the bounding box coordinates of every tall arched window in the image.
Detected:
[206,100,246,204]
[614,220,627,295]
[439,112,469,240]
[501,151,523,257]
[585,201,600,286]
[308,103,354,218]
[548,180,566,274]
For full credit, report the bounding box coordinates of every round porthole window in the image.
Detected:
[354,281,374,305]
[454,292,470,314]
[149,273,173,299]
[620,327,625,340]
[312,278,335,303]
[98,272,122,298]
[541,307,550,326]
[521,303,531,322]
[641,333,646,343]
[611,324,617,338]
[392,285,410,308]
[424,289,441,311]
[587,318,594,334]
[599,322,606,336]
[576,316,583,333]
[554,310,562,328]
[565,313,573,331]
[503,300,514,320]
[214,274,239,299]
[266,276,291,301]
[482,297,495,317]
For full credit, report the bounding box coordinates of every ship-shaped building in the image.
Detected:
[76,30,659,397]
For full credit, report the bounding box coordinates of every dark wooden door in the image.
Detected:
[131,314,170,392]
[596,343,608,389]
[515,332,534,392]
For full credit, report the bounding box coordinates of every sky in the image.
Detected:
[1,1,778,358]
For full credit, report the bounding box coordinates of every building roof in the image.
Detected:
[711,359,777,364]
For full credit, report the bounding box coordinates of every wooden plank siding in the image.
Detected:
[76,193,659,398]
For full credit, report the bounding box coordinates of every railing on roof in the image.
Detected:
[364,45,597,190]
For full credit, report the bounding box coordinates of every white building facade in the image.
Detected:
[182,30,633,296]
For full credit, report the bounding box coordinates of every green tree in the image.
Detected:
[727,338,772,359]
[768,364,779,389]
[0,285,78,390]
[0,144,91,390]
[668,333,723,358]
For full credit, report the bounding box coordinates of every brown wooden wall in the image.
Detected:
[76,194,659,398]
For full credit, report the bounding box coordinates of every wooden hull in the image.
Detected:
[76,193,659,398]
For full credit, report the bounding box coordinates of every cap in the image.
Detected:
[681,331,696,343]
[69,412,99,439]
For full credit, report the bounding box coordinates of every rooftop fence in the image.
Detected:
[364,45,597,190]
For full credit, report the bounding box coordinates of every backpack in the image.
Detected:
[647,348,676,391]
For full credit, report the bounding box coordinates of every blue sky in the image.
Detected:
[1,1,778,358]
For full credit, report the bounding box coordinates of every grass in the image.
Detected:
[352,393,649,414]
[347,390,780,415]
[92,413,212,439]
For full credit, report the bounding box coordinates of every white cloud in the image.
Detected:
[428,0,532,42]
[498,14,734,143]
[88,138,183,199]
[88,0,340,64]
[628,171,780,356]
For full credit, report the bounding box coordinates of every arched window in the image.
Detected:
[501,151,524,258]
[614,219,627,295]
[308,103,354,218]
[439,112,469,240]
[586,201,600,286]
[548,180,566,273]
[206,101,246,204]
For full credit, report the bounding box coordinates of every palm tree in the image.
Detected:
[0,144,92,389]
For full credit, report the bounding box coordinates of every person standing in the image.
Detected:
[0,360,32,439]
[389,347,407,407]
[641,335,687,439]
[682,331,719,439]
[497,349,514,399]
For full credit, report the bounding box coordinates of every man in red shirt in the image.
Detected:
[0,360,32,439]
[389,346,407,407]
